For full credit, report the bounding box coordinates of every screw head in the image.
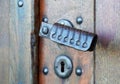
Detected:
[76,16,83,24]
[18,0,24,7]
[42,26,49,34]
[76,67,82,76]
[43,67,49,75]
[42,17,48,23]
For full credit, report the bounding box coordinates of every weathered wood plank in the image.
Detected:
[0,0,33,84]
[39,0,94,84]
[9,1,32,84]
[9,0,32,84]
[95,0,120,84]
[0,0,10,84]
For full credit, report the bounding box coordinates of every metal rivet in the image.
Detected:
[76,67,82,76]
[42,26,49,34]
[18,0,24,7]
[76,16,83,24]
[42,17,48,23]
[43,67,49,75]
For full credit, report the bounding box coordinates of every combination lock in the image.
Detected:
[39,20,97,51]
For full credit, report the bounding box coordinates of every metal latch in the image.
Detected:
[39,20,97,51]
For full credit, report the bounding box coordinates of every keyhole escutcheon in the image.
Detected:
[54,55,73,79]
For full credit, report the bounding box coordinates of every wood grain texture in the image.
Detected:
[9,0,32,83]
[0,0,32,84]
[0,0,10,84]
[95,0,120,84]
[39,0,94,84]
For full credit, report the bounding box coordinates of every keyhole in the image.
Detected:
[61,61,65,72]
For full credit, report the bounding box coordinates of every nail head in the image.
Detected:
[43,67,49,75]
[76,67,82,76]
[42,17,48,23]
[18,0,24,7]
[76,16,83,24]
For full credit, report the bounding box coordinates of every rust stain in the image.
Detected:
[39,0,45,84]
[40,0,45,22]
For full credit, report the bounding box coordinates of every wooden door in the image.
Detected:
[38,0,120,84]
[0,0,119,84]
[39,0,95,84]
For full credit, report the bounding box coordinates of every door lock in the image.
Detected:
[54,55,73,79]
[39,19,97,51]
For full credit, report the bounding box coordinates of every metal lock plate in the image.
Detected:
[39,21,97,51]
[54,55,73,79]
